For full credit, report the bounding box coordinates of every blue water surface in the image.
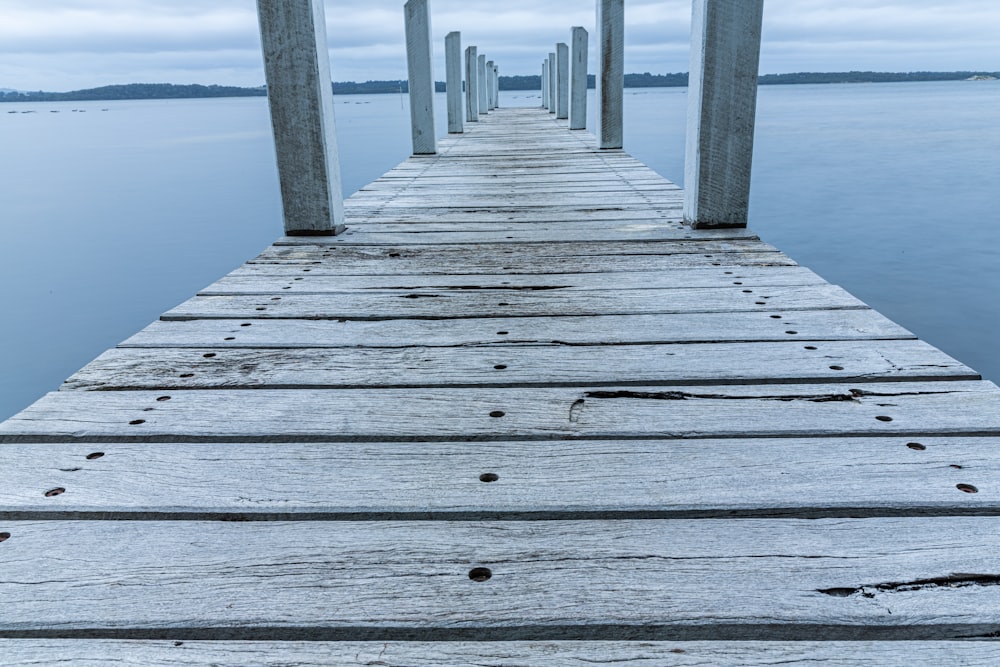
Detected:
[1,81,997,420]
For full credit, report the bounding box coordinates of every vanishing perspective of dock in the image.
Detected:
[3,1,1000,663]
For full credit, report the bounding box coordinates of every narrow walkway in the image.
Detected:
[2,108,1000,661]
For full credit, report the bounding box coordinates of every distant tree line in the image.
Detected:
[2,71,997,103]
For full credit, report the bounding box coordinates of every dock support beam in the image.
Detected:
[542,60,549,109]
[556,42,570,120]
[684,0,764,228]
[548,52,557,114]
[445,31,463,134]
[486,60,495,110]
[570,27,588,130]
[494,64,500,108]
[477,54,489,114]
[596,0,624,148]
[465,46,479,122]
[404,0,436,155]
[256,0,345,236]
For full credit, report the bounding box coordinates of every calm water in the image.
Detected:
[1,81,998,420]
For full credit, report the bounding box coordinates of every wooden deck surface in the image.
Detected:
[2,107,1000,663]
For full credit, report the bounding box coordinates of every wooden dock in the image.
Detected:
[3,107,1000,663]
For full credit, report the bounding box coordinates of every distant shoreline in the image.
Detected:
[2,71,997,103]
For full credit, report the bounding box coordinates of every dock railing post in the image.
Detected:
[445,31,463,134]
[486,60,495,109]
[404,0,436,155]
[596,0,624,148]
[465,46,479,122]
[684,0,764,228]
[556,42,570,120]
[542,60,549,109]
[256,0,345,236]
[477,54,489,114]
[548,52,557,114]
[569,27,588,130]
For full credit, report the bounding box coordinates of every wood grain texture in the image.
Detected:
[1,518,1000,637]
[201,265,826,293]
[240,249,795,273]
[1,437,996,517]
[3,382,999,443]
[162,285,866,321]
[121,309,916,348]
[63,340,976,391]
[2,641,999,665]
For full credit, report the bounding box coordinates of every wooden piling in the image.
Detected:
[548,52,557,114]
[494,64,500,109]
[445,32,463,134]
[596,0,624,148]
[556,43,570,120]
[542,60,549,109]
[684,0,764,228]
[256,0,345,235]
[486,60,495,110]
[570,27,589,130]
[465,46,479,122]
[404,0,436,155]
[477,54,489,115]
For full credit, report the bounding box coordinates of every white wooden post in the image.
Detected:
[570,26,588,130]
[548,52,556,114]
[256,0,344,235]
[596,0,624,148]
[494,64,500,108]
[404,0,436,155]
[556,42,569,120]
[465,46,479,122]
[486,60,495,109]
[684,0,764,228]
[477,54,489,115]
[445,31,463,134]
[542,60,549,109]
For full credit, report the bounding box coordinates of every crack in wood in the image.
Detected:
[818,573,1000,598]
[584,390,862,403]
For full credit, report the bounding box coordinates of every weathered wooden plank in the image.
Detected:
[321,226,769,247]
[122,309,915,349]
[241,249,795,272]
[162,285,866,321]
[63,340,975,391]
[2,437,995,517]
[254,239,779,259]
[1,518,1000,637]
[3,382,999,442]
[200,265,825,293]
[2,641,998,665]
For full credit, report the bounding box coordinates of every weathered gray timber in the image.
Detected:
[541,59,549,109]
[685,0,764,227]
[2,518,1000,637]
[404,0,436,155]
[444,31,462,134]
[464,45,478,122]
[486,60,495,110]
[556,42,569,119]
[2,108,998,661]
[548,51,556,114]
[255,0,344,235]
[476,53,488,114]
[3,641,1000,666]
[570,26,589,129]
[596,0,624,148]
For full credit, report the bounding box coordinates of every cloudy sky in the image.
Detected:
[1,0,998,91]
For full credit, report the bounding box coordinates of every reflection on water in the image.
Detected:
[0,82,997,420]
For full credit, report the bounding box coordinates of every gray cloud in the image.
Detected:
[0,0,997,91]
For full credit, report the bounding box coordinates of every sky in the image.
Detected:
[1,0,998,91]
